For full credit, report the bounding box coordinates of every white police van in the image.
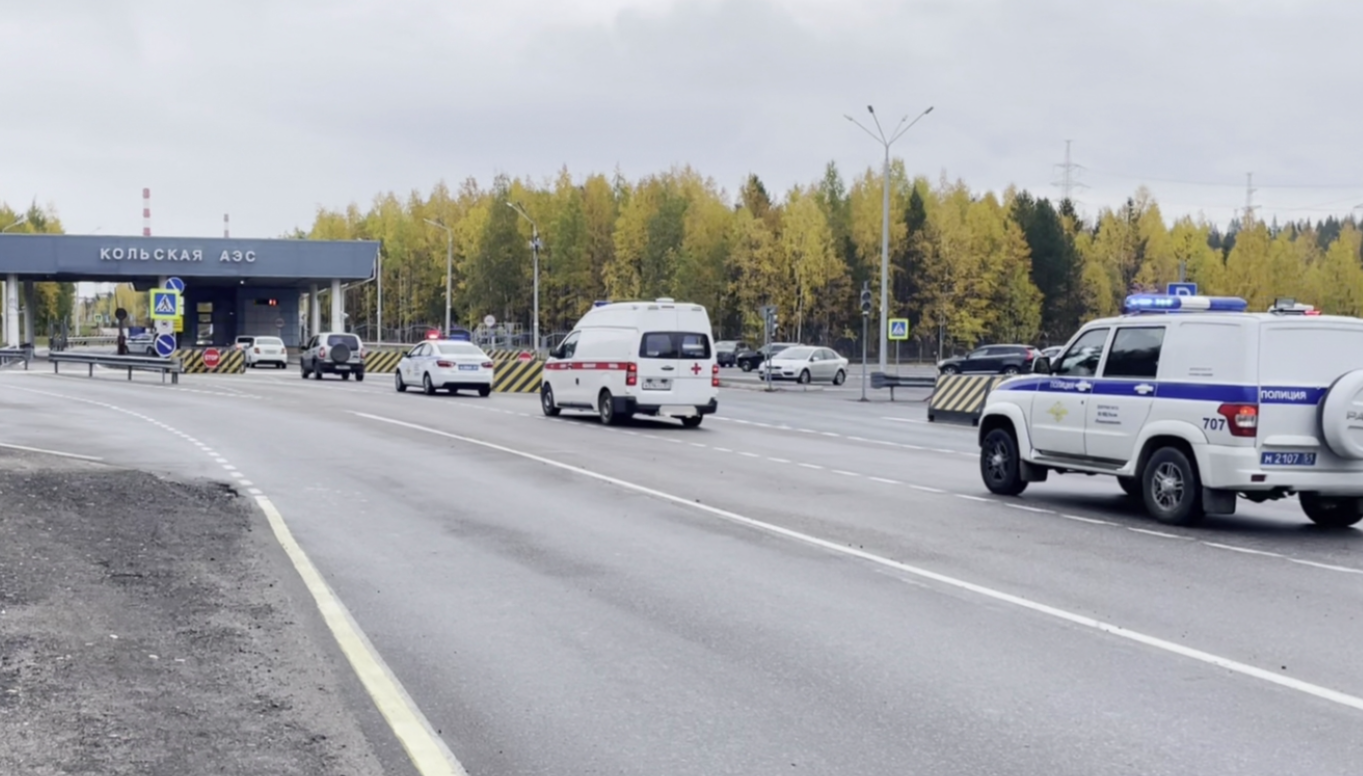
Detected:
[541,298,719,427]
[977,294,1363,527]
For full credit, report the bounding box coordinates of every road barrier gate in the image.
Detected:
[927,374,1013,425]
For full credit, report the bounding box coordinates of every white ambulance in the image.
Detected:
[977,294,1363,528]
[540,298,720,427]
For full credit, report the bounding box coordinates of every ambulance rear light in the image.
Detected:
[626,362,638,386]
[711,362,720,388]
[1217,403,1259,437]
[1124,294,1249,314]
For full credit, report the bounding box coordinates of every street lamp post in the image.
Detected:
[1,214,27,233]
[506,202,543,355]
[423,219,454,336]
[845,104,933,371]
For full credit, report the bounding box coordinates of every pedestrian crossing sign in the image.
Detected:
[150,289,180,320]
[889,318,910,341]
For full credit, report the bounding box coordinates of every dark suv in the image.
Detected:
[301,331,366,381]
[715,340,751,368]
[937,344,1039,375]
[735,342,798,372]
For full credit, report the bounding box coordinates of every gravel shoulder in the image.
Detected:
[0,448,390,776]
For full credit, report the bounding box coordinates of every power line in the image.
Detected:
[1083,168,1363,191]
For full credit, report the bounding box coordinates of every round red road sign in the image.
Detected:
[202,348,221,369]
[518,351,534,362]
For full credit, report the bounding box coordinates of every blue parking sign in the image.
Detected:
[1167,282,1198,297]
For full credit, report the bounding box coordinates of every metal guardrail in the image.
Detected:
[870,371,937,401]
[0,346,34,370]
[49,352,184,384]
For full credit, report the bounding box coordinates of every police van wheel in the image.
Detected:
[980,428,1027,496]
[541,384,561,417]
[395,372,407,393]
[422,373,436,395]
[1142,447,1205,526]
[1299,493,1363,528]
[599,390,619,425]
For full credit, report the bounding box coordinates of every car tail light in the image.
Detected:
[711,362,719,387]
[318,347,326,359]
[481,361,494,369]
[1217,403,1258,437]
[625,362,638,387]
[436,360,454,368]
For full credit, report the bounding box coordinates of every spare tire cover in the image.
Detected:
[330,343,352,364]
[1319,369,1363,459]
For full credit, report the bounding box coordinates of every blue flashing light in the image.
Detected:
[592,300,612,308]
[1124,294,1249,314]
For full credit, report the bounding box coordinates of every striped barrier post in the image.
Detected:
[927,374,1011,425]
[363,350,403,374]
[494,358,543,393]
[171,348,246,374]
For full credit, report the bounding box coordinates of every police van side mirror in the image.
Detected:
[1032,356,1052,375]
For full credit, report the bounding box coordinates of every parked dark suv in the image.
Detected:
[937,344,1039,375]
[735,342,798,372]
[715,340,751,367]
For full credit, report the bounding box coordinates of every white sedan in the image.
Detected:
[395,340,496,396]
[757,345,849,385]
[242,335,288,368]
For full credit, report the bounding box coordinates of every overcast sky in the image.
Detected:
[3,0,1361,239]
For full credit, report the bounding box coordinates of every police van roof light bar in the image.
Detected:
[1123,294,1249,314]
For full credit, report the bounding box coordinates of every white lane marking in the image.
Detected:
[1289,558,1363,575]
[248,488,264,495]
[832,469,860,477]
[910,485,945,494]
[1128,528,1187,540]
[767,457,791,464]
[0,442,104,461]
[740,452,761,458]
[255,496,468,776]
[1060,514,1117,526]
[868,476,901,485]
[956,495,992,503]
[239,480,254,486]
[882,417,929,425]
[230,472,245,479]
[713,447,733,453]
[821,432,840,438]
[1007,504,1054,514]
[353,410,1363,715]
[222,465,237,471]
[799,463,824,470]
[690,443,708,448]
[1203,542,1281,557]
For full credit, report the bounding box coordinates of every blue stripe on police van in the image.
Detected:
[993,377,1326,405]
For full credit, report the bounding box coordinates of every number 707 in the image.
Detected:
[1202,417,1226,431]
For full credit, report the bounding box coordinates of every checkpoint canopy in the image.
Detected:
[0,234,379,348]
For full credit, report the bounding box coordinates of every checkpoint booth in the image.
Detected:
[1,234,379,351]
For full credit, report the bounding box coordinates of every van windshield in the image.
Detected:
[639,332,711,359]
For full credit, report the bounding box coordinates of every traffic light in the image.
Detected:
[860,283,872,315]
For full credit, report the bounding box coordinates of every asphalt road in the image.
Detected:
[5,365,1363,775]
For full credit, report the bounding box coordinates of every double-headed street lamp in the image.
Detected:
[1,214,27,233]
[506,202,543,354]
[845,104,933,371]
[423,219,454,336]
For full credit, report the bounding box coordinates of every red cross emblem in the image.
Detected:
[690,362,702,375]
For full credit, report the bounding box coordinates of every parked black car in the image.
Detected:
[937,344,1040,375]
[715,340,751,367]
[735,342,798,372]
